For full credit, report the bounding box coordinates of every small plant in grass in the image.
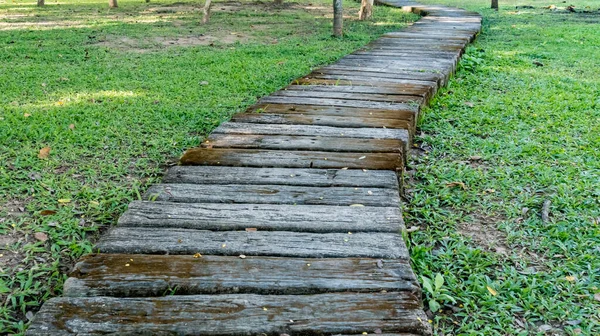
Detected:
[420,273,456,313]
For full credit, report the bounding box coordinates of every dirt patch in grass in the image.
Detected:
[457,212,509,254]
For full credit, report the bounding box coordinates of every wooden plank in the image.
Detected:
[271,89,424,105]
[118,201,403,232]
[145,183,400,206]
[285,83,431,98]
[301,75,438,91]
[27,293,430,336]
[97,228,410,259]
[163,166,400,189]
[259,95,419,111]
[212,122,411,142]
[249,103,416,121]
[179,148,404,170]
[229,113,413,130]
[63,254,419,297]
[308,68,443,86]
[203,134,407,153]
[383,32,471,41]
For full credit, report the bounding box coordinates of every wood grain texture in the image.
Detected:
[259,95,421,111]
[118,201,403,232]
[248,103,417,121]
[285,83,430,98]
[179,148,404,170]
[229,114,413,130]
[163,166,400,189]
[212,122,411,142]
[271,89,424,105]
[203,134,406,153]
[63,254,419,297]
[97,227,410,258]
[27,293,430,336]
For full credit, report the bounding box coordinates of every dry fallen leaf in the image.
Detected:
[38,147,51,159]
[69,124,75,130]
[245,228,257,232]
[34,232,48,242]
[239,254,246,259]
[464,101,474,108]
[565,275,576,282]
[349,204,365,207]
[486,286,498,296]
[446,181,466,190]
[24,113,31,118]
[58,199,71,204]
[594,293,600,302]
[40,210,57,216]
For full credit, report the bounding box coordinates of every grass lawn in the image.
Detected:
[407,0,599,334]
[0,0,417,333]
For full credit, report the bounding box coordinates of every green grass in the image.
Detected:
[0,0,417,333]
[406,0,600,334]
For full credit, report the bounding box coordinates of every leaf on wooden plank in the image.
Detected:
[349,204,365,207]
[40,210,56,216]
[245,228,257,232]
[193,253,202,258]
[38,147,51,159]
[34,232,48,242]
[486,286,498,296]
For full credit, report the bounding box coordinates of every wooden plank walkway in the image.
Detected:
[27,1,481,335]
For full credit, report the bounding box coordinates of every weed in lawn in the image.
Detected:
[0,0,417,333]
[408,0,600,334]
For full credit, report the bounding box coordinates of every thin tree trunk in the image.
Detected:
[333,0,343,37]
[37,0,44,6]
[109,0,118,8]
[202,0,213,24]
[358,0,374,20]
[491,0,498,10]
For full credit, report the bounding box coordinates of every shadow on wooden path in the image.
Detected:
[27,1,481,334]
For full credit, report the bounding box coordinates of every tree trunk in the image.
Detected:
[37,0,44,6]
[202,0,213,24]
[333,0,343,37]
[358,0,374,20]
[491,0,498,10]
[109,0,118,8]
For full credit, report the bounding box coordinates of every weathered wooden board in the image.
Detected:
[97,228,410,259]
[229,113,413,130]
[271,89,424,105]
[163,166,400,189]
[119,201,403,232]
[212,122,411,141]
[383,32,471,41]
[145,183,400,206]
[285,83,431,98]
[248,103,416,121]
[179,148,404,170]
[203,134,407,153]
[300,75,438,91]
[259,95,420,111]
[63,254,419,297]
[307,68,443,87]
[27,292,430,336]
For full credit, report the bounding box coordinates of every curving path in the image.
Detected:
[27,1,481,335]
